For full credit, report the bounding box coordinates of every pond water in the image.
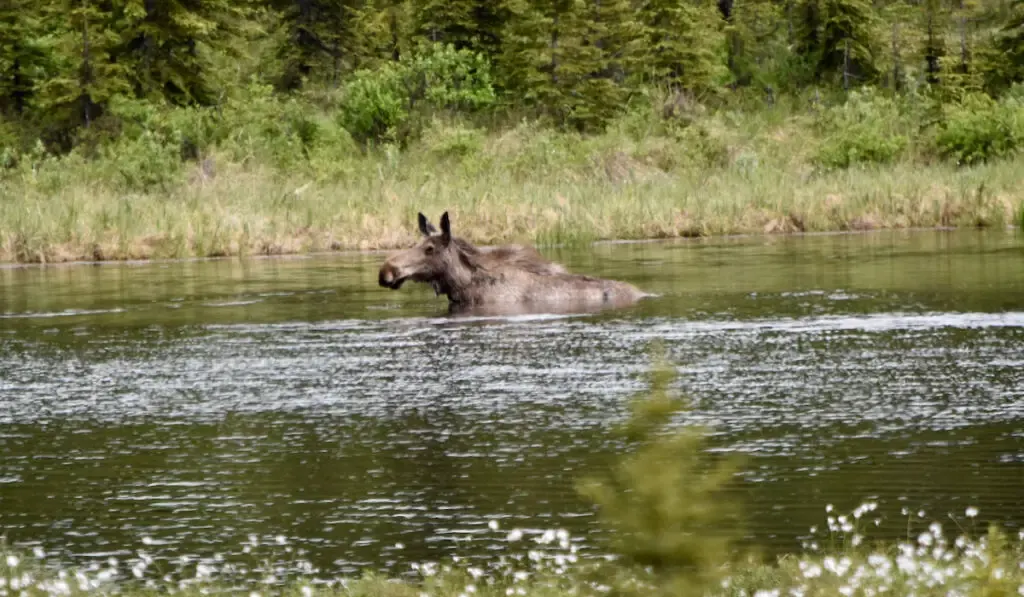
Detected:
[1,229,1023,581]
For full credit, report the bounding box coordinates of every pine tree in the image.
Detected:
[795,0,878,86]
[115,0,247,103]
[348,0,414,68]
[410,0,508,59]
[0,0,55,115]
[993,0,1024,87]
[35,0,132,131]
[636,0,726,91]
[272,0,365,89]
[723,0,786,88]
[500,0,632,129]
[922,0,946,85]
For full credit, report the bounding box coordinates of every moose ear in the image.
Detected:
[418,212,437,236]
[439,212,451,246]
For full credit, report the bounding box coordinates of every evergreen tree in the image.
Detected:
[500,0,631,129]
[636,0,726,91]
[922,0,947,85]
[993,0,1024,87]
[116,0,247,103]
[348,0,414,67]
[35,0,132,132]
[272,0,363,89]
[723,0,787,88]
[411,0,508,59]
[0,0,55,115]
[795,0,878,86]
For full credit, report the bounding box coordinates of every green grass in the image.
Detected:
[2,91,1023,264]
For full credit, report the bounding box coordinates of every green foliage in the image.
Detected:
[815,88,910,169]
[576,343,743,596]
[796,0,879,85]
[988,0,1024,92]
[934,93,1024,165]
[339,41,495,144]
[0,0,57,116]
[637,0,728,92]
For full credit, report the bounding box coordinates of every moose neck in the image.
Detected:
[438,258,497,306]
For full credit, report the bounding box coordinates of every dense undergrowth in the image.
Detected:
[3,68,1024,264]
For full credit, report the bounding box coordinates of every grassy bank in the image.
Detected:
[3,89,1024,264]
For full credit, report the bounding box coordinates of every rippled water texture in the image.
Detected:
[1,230,1023,578]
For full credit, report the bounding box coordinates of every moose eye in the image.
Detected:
[424,245,435,255]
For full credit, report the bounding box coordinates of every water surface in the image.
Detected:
[1,229,1023,579]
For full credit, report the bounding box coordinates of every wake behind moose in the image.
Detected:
[378,212,650,314]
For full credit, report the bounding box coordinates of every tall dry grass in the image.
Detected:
[2,94,1022,264]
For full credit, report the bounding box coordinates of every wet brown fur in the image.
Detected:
[379,212,649,314]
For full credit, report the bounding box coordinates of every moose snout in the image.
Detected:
[378,263,401,289]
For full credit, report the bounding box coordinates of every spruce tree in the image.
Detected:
[922,0,946,85]
[500,0,629,130]
[0,0,54,115]
[36,0,132,132]
[795,0,878,86]
[636,0,726,92]
[993,0,1024,87]
[410,0,508,59]
[115,0,247,103]
[272,0,364,89]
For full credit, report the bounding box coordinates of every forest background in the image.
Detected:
[3,0,1024,262]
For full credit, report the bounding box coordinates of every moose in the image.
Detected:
[378,212,650,314]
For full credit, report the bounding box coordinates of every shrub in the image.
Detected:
[814,88,910,169]
[934,93,1024,165]
[339,42,496,145]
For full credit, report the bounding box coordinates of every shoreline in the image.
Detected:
[0,224,1017,270]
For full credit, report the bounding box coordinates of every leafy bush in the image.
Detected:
[339,42,496,145]
[934,93,1024,165]
[814,88,910,169]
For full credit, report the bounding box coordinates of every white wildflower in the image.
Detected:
[965,507,979,518]
[467,567,484,579]
[506,529,523,542]
[5,555,20,568]
[753,590,780,597]
[32,546,45,558]
[488,520,499,531]
[275,535,287,545]
[801,562,822,579]
[918,532,934,547]
[301,587,313,597]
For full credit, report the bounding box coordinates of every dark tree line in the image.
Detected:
[2,0,1024,149]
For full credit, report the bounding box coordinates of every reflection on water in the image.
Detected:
[1,229,1023,579]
